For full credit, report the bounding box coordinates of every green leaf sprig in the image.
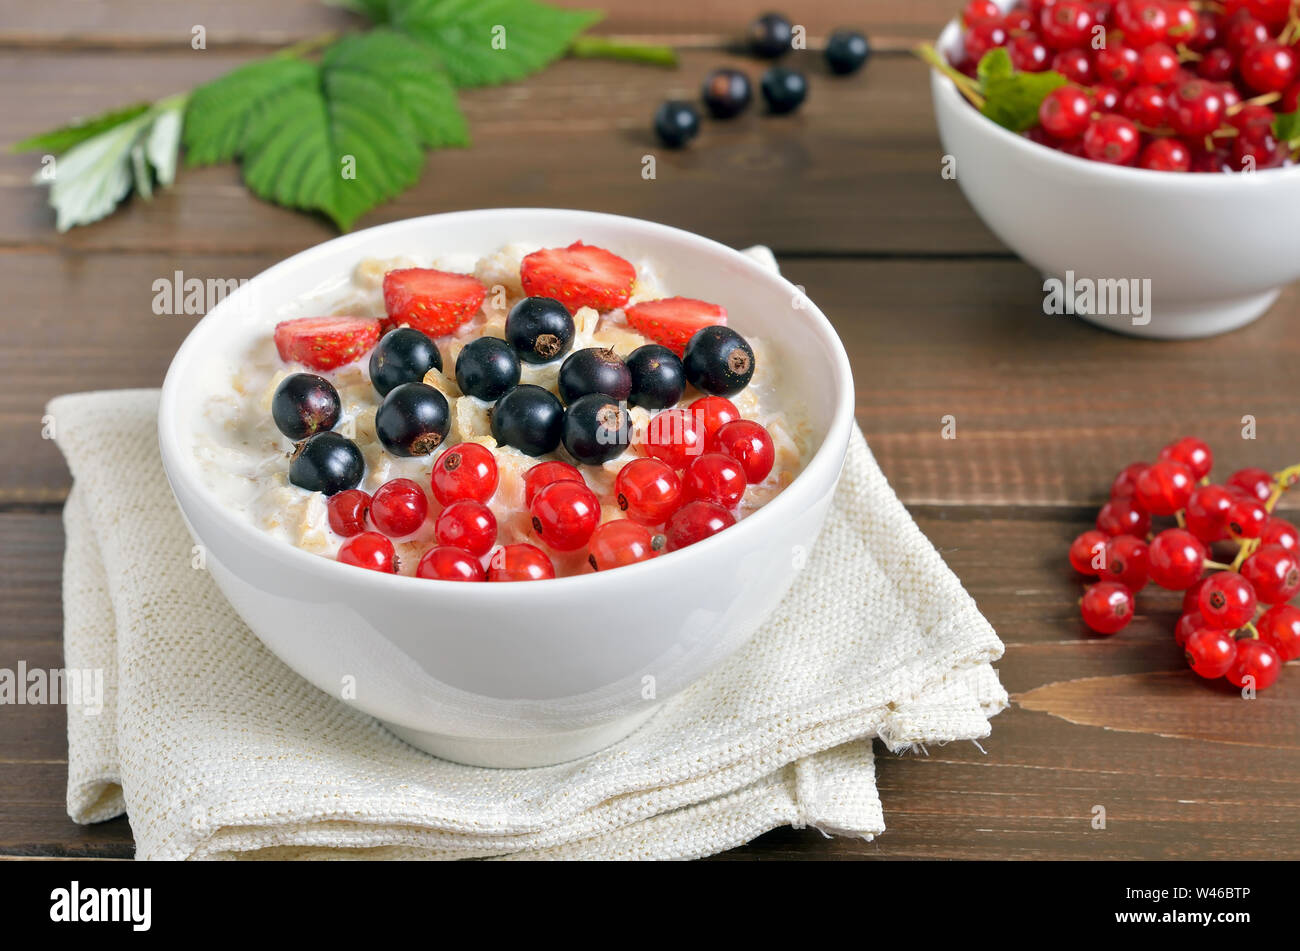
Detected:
[915,44,1067,134]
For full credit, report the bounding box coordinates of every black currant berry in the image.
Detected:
[748,12,793,58]
[761,67,807,115]
[558,347,632,405]
[369,327,442,397]
[490,384,565,457]
[625,344,685,409]
[653,100,701,149]
[271,373,341,441]
[563,394,631,466]
[825,29,871,75]
[455,336,521,402]
[375,382,450,457]
[288,431,363,495]
[701,68,752,119]
[506,296,575,365]
[682,326,755,396]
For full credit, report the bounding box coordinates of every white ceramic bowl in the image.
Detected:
[158,209,854,768]
[931,4,1300,339]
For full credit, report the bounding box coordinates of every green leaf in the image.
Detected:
[185,31,466,230]
[36,95,187,231]
[977,50,1067,133]
[10,102,151,154]
[382,0,602,87]
[1273,109,1300,143]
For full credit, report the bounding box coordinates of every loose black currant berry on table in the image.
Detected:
[653,100,702,149]
[563,394,632,466]
[490,384,565,457]
[506,296,575,364]
[625,344,685,409]
[375,382,450,457]
[455,336,521,402]
[682,326,755,396]
[271,372,341,441]
[289,431,364,495]
[702,68,752,119]
[558,347,632,404]
[748,12,793,58]
[825,29,871,75]
[761,67,807,114]
[369,327,442,397]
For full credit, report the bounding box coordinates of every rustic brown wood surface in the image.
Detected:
[0,0,1297,860]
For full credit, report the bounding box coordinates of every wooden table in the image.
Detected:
[2,0,1297,861]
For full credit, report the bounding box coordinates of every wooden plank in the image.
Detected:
[0,0,956,48]
[4,254,1299,508]
[0,50,1001,256]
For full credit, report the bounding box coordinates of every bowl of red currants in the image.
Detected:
[927,0,1300,339]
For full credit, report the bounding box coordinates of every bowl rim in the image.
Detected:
[158,208,856,597]
[932,8,1300,186]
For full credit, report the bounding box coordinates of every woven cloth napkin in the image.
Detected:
[49,250,1005,860]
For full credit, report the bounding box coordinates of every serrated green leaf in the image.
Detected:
[976,48,1013,85]
[183,58,317,166]
[1273,109,1300,143]
[980,62,1068,133]
[384,0,602,87]
[10,102,151,154]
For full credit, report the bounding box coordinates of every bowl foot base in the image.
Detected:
[1070,286,1279,340]
[382,704,661,768]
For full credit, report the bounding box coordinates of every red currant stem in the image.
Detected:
[1176,45,1202,63]
[1203,559,1234,571]
[914,44,986,110]
[1175,510,1186,529]
[1243,621,1260,640]
[1230,538,1259,572]
[1230,92,1282,113]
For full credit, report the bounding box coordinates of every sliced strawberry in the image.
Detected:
[520,242,637,313]
[382,268,487,337]
[273,316,381,371]
[625,297,727,356]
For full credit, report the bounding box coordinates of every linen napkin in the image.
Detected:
[50,251,1006,860]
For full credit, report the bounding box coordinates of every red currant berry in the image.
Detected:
[1165,2,1197,42]
[1225,16,1270,56]
[1091,84,1122,112]
[1084,114,1141,164]
[1052,48,1095,84]
[1225,639,1281,691]
[523,460,584,508]
[1184,627,1238,678]
[1121,84,1169,127]
[1183,576,1210,615]
[1232,130,1287,170]
[1257,604,1300,661]
[962,0,1002,26]
[1241,545,1300,604]
[964,22,1009,63]
[1137,43,1179,84]
[1229,103,1277,142]
[1096,44,1141,86]
[615,457,683,525]
[714,419,776,483]
[1175,609,1209,647]
[665,500,736,551]
[337,531,397,573]
[487,543,555,582]
[1168,80,1226,136]
[431,442,498,505]
[1040,85,1094,139]
[530,479,600,551]
[416,545,485,582]
[1227,467,1273,503]
[1098,534,1150,590]
[1196,47,1236,81]
[327,488,371,537]
[1198,572,1258,629]
[1097,497,1151,537]
[1250,0,1293,29]
[369,478,429,538]
[1148,528,1208,590]
[1158,436,1213,480]
[1008,33,1051,71]
[1138,137,1191,171]
[1080,581,1135,635]
[1226,496,1269,539]
[683,452,748,508]
[434,499,497,557]
[587,519,662,571]
[1040,0,1094,49]
[1261,517,1299,552]
[643,408,706,470]
[689,395,740,448]
[1069,529,1110,575]
[1187,12,1219,52]
[1110,462,1150,500]
[1284,81,1300,112]
[1134,459,1195,516]
[1114,0,1170,47]
[1185,484,1235,543]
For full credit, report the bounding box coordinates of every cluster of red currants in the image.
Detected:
[956,0,1300,170]
[1070,436,1300,692]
